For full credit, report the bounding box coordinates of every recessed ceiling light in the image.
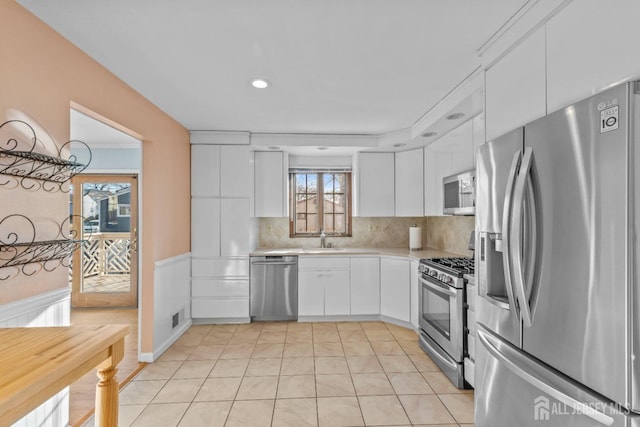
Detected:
[422,131,438,137]
[446,113,465,120]
[267,146,280,150]
[317,146,329,151]
[393,143,406,148]
[251,78,270,89]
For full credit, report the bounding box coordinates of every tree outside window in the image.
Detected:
[290,172,351,237]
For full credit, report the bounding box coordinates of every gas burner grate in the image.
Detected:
[420,257,475,276]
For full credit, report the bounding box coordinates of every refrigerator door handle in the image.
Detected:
[501,151,521,317]
[511,147,535,328]
[477,325,615,426]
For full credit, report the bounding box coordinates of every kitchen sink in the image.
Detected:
[303,248,346,253]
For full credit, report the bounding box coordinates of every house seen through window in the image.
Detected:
[290,171,351,237]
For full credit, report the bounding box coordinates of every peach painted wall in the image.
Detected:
[1,2,191,352]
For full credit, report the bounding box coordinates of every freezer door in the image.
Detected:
[522,83,630,408]
[475,128,524,347]
[476,325,635,427]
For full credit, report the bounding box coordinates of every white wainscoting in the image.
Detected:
[141,252,192,362]
[0,287,71,427]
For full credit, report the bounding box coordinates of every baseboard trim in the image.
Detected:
[140,318,192,363]
[297,314,380,323]
[192,317,251,325]
[379,315,414,330]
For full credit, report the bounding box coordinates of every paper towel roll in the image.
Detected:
[409,226,422,250]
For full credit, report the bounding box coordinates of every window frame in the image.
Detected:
[289,171,352,238]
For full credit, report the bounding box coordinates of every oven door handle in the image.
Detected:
[420,276,457,297]
[421,333,458,370]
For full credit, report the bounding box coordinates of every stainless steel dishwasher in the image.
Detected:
[250,256,298,321]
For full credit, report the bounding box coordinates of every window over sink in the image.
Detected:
[289,170,352,237]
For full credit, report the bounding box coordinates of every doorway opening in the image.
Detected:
[68,107,144,426]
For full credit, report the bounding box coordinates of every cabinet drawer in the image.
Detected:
[192,297,249,318]
[298,257,349,270]
[192,279,249,297]
[192,257,249,277]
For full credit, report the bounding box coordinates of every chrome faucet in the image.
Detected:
[320,229,326,248]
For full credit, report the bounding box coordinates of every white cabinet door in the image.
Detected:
[380,257,410,323]
[220,198,250,256]
[357,152,395,216]
[220,146,251,197]
[472,113,485,166]
[191,198,220,257]
[324,270,351,316]
[298,270,325,316]
[254,151,286,217]
[395,149,424,217]
[448,120,474,174]
[350,257,380,315]
[410,260,419,329]
[424,144,451,217]
[191,145,220,197]
[546,0,640,113]
[485,26,546,141]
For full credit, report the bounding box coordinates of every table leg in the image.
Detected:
[95,339,124,427]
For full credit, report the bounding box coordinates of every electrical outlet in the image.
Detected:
[267,224,273,233]
[368,224,381,232]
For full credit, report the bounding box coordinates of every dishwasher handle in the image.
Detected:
[251,261,297,266]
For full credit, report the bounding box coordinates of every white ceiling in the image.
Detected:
[18,0,527,138]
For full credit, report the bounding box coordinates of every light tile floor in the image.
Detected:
[87,321,474,427]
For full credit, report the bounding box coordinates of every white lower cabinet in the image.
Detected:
[298,257,350,317]
[410,260,420,329]
[380,257,410,323]
[323,270,351,315]
[191,258,250,320]
[350,257,380,315]
[298,270,327,316]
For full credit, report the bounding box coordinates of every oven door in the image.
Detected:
[419,275,464,361]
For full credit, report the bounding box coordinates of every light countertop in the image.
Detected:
[250,247,468,261]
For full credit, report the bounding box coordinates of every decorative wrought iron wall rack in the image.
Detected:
[0,119,92,279]
[0,120,92,192]
[0,214,87,280]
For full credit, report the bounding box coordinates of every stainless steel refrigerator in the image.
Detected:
[475,81,640,426]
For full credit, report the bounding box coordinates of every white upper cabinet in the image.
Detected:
[220,145,251,197]
[254,151,286,217]
[424,137,452,217]
[448,120,474,174]
[485,26,546,141]
[191,145,220,197]
[472,113,485,166]
[394,148,424,217]
[546,0,640,113]
[191,144,251,197]
[356,152,395,217]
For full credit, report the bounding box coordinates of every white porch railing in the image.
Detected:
[82,232,130,277]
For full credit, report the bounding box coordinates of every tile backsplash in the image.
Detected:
[258,216,475,256]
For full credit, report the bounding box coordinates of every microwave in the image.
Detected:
[443,169,475,215]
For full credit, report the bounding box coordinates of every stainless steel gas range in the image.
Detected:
[418,257,474,388]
